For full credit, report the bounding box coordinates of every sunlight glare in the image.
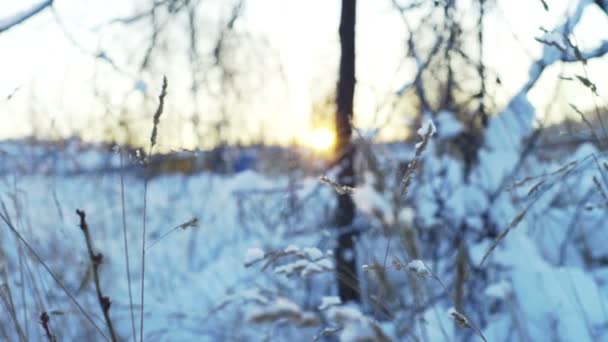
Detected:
[305,127,336,153]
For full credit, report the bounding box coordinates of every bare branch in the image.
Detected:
[507,0,604,107]
[0,0,53,34]
[76,209,118,342]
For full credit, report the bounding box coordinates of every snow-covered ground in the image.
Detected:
[0,135,608,341]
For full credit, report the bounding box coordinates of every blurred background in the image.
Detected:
[2,0,607,152]
[2,0,608,341]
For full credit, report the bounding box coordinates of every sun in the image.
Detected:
[304,127,336,153]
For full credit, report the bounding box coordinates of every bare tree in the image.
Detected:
[334,0,359,303]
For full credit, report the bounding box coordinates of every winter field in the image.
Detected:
[1,110,608,341]
[2,0,608,341]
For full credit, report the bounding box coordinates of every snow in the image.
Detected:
[352,178,393,224]
[1,0,608,340]
[535,30,567,50]
[2,105,608,342]
[239,288,269,304]
[484,280,512,299]
[0,0,53,33]
[301,247,323,260]
[319,296,341,310]
[248,297,317,326]
[435,110,463,139]
[398,207,415,225]
[406,259,430,278]
[284,244,300,253]
[273,251,334,278]
[325,305,388,341]
[134,80,148,93]
[417,117,436,137]
[448,307,470,328]
[244,247,265,265]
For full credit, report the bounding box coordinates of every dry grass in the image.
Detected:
[140,76,168,342]
[76,209,118,341]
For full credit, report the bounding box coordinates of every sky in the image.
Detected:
[1,0,607,151]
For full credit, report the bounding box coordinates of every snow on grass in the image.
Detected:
[484,280,512,300]
[318,296,341,310]
[417,117,436,137]
[248,297,319,327]
[2,139,608,341]
[301,247,323,260]
[325,305,389,341]
[406,259,430,278]
[244,247,265,265]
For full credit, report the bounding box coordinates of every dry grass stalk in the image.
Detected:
[480,206,528,266]
[0,282,26,342]
[319,175,354,195]
[0,202,109,341]
[76,209,118,342]
[593,176,608,206]
[149,75,168,151]
[508,160,577,191]
[569,103,603,146]
[396,258,488,342]
[248,298,320,327]
[141,76,168,342]
[449,309,471,328]
[401,121,434,196]
[454,242,467,313]
[39,312,56,342]
[527,179,545,197]
[145,217,198,251]
[119,149,137,342]
[448,308,488,342]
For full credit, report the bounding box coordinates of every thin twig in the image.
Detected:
[145,217,198,251]
[120,149,137,342]
[140,177,148,342]
[149,76,168,150]
[39,312,56,342]
[0,0,54,34]
[422,262,488,342]
[479,206,528,266]
[0,203,109,341]
[76,209,118,342]
[141,76,168,342]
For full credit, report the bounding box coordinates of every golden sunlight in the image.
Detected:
[303,127,336,153]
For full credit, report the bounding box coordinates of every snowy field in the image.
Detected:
[1,125,608,341]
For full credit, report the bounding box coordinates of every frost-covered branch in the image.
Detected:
[0,0,54,34]
[488,0,608,150]
[507,0,605,107]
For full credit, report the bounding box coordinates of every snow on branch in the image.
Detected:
[248,297,319,327]
[488,0,608,151]
[0,0,54,34]
[509,0,604,104]
[244,245,334,278]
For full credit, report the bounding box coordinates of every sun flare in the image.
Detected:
[304,127,336,153]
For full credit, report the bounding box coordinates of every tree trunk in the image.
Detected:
[335,0,359,303]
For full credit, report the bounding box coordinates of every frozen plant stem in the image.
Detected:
[424,262,488,342]
[76,209,118,342]
[39,312,56,342]
[145,217,198,251]
[120,149,137,342]
[0,203,109,341]
[141,76,168,342]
